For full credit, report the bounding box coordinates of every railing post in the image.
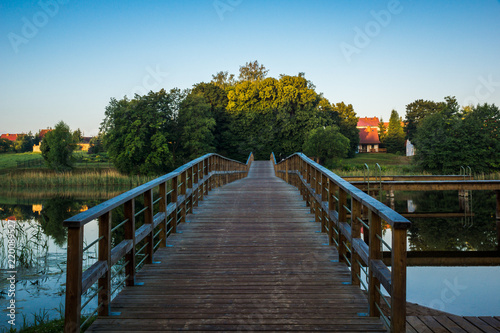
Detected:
[369,211,382,317]
[207,157,213,192]
[171,177,178,233]
[351,199,362,286]
[159,182,167,247]
[338,188,347,263]
[391,227,407,333]
[285,158,289,183]
[321,173,328,233]
[144,189,154,264]
[180,171,187,223]
[187,167,193,214]
[124,199,136,286]
[328,179,335,245]
[314,168,320,224]
[193,164,199,207]
[98,211,112,316]
[64,227,83,333]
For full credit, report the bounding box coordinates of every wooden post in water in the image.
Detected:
[124,199,136,286]
[64,227,83,333]
[369,211,382,317]
[98,211,111,316]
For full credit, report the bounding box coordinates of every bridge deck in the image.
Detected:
[87,161,386,332]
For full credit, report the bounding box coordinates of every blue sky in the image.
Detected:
[1,0,500,136]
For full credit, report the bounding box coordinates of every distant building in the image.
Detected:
[357,117,381,153]
[406,140,415,156]
[0,133,20,142]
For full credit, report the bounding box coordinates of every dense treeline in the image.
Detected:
[411,97,500,173]
[101,61,359,175]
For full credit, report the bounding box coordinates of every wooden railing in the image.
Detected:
[63,153,253,332]
[271,152,411,333]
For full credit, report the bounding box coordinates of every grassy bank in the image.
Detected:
[0,169,155,188]
[336,153,421,176]
[0,152,43,171]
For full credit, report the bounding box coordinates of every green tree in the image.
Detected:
[40,121,77,171]
[177,93,216,162]
[238,60,269,82]
[377,118,387,143]
[88,133,106,154]
[14,132,34,153]
[385,110,405,154]
[211,71,236,89]
[414,101,500,173]
[0,138,12,153]
[101,89,177,175]
[404,99,444,141]
[191,82,231,155]
[303,126,350,168]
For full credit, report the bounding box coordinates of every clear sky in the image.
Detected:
[1,0,500,136]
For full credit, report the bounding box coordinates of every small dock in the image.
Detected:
[87,161,386,332]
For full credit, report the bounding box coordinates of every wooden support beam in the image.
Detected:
[124,199,136,286]
[391,227,407,333]
[98,211,111,316]
[369,211,382,318]
[159,182,167,248]
[64,227,83,333]
[144,189,154,265]
[351,199,362,287]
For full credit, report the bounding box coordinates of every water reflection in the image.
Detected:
[0,189,126,332]
[388,191,498,251]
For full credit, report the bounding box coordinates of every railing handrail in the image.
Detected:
[271,152,410,333]
[284,153,411,229]
[64,153,248,228]
[64,152,253,332]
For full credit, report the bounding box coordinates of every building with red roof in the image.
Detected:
[0,133,20,142]
[357,117,381,153]
[357,117,380,129]
[358,126,381,153]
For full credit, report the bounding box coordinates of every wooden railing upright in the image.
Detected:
[271,152,411,333]
[63,153,253,333]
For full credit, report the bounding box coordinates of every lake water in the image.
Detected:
[0,188,499,331]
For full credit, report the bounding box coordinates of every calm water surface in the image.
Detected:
[0,189,499,331]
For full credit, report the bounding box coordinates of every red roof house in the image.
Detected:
[357,117,380,128]
[0,134,19,142]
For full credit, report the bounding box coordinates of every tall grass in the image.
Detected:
[0,170,156,188]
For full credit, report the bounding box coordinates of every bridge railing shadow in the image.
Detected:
[271,152,411,333]
[63,152,254,333]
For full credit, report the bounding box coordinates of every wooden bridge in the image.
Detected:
[63,153,500,333]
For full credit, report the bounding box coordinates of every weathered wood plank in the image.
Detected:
[88,161,385,332]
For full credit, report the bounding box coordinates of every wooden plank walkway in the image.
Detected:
[87,161,386,332]
[407,316,500,333]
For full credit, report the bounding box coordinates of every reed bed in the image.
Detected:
[0,170,156,188]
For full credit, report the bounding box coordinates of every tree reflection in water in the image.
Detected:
[389,190,497,251]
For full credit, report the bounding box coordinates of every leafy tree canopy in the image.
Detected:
[385,110,405,154]
[238,60,269,82]
[404,99,446,141]
[414,101,500,173]
[303,126,350,168]
[40,121,77,171]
